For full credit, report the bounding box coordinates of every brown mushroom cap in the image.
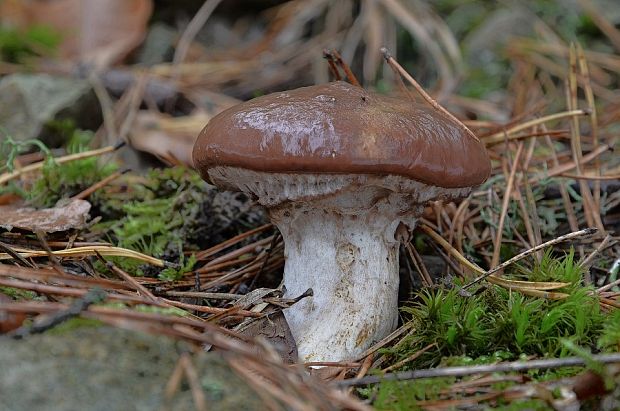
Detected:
[193,81,491,189]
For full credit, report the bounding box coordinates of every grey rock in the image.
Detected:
[0,74,94,145]
[0,326,263,411]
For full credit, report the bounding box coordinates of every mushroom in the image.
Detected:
[193,81,491,362]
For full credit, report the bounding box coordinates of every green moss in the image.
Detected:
[0,286,37,300]
[27,154,117,207]
[598,310,620,352]
[370,250,613,409]
[158,254,196,281]
[46,317,104,335]
[0,135,117,207]
[371,377,455,410]
[0,24,61,63]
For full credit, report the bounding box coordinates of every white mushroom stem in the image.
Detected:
[207,167,472,362]
[271,205,403,362]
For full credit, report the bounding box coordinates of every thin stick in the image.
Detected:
[162,291,241,300]
[0,241,36,268]
[567,43,603,231]
[249,232,281,290]
[581,234,613,268]
[405,242,433,286]
[71,169,130,200]
[10,289,106,338]
[597,277,620,294]
[323,49,342,80]
[163,356,185,401]
[381,47,478,141]
[528,143,609,184]
[173,0,224,64]
[324,49,360,86]
[0,143,123,185]
[180,354,208,411]
[420,223,569,291]
[196,224,272,260]
[576,43,601,212]
[482,110,590,143]
[95,251,158,302]
[0,245,166,267]
[336,353,620,387]
[462,228,597,290]
[558,173,620,181]
[382,343,437,373]
[491,142,524,267]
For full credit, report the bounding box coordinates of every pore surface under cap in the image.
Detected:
[193,81,491,189]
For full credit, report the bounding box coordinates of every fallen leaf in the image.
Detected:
[0,0,152,68]
[0,74,91,141]
[0,294,27,334]
[130,111,213,167]
[237,311,299,364]
[0,199,91,233]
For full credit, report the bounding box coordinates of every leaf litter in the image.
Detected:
[0,1,619,410]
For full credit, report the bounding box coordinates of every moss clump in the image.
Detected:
[27,155,117,208]
[0,24,61,63]
[0,133,117,208]
[93,166,264,279]
[370,250,615,408]
[0,286,37,300]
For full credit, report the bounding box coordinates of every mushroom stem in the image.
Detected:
[272,206,403,362]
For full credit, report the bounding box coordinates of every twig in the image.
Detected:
[163,355,185,403]
[10,288,106,338]
[462,228,598,290]
[405,242,433,287]
[382,343,437,373]
[581,234,612,269]
[491,142,524,267]
[324,49,360,87]
[323,49,342,80]
[162,291,241,301]
[173,0,224,65]
[0,241,36,268]
[249,231,281,290]
[558,173,620,180]
[71,169,130,200]
[0,245,167,267]
[180,353,208,411]
[336,353,620,387]
[381,47,478,141]
[0,143,123,186]
[482,110,590,143]
[95,251,158,302]
[196,224,272,260]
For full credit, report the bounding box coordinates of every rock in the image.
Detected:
[0,74,96,145]
[0,326,263,411]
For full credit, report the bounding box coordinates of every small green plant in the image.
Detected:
[93,167,219,278]
[393,250,604,368]
[371,250,613,408]
[28,154,117,207]
[0,24,61,63]
[598,309,620,352]
[1,134,117,207]
[0,134,53,172]
[158,254,197,281]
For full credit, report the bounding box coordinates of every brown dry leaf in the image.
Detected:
[0,294,27,334]
[0,0,152,68]
[238,311,299,364]
[0,199,91,233]
[129,111,213,167]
